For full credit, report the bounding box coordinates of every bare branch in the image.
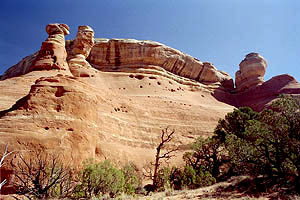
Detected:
[146,127,178,190]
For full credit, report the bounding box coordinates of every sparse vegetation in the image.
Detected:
[144,127,178,192]
[11,150,73,199]
[73,159,140,199]
[183,95,300,195]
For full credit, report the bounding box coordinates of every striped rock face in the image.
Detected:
[0,25,235,184]
[235,53,267,92]
[87,38,234,91]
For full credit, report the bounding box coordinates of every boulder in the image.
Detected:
[235,53,267,92]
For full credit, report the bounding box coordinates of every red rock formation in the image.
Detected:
[233,74,300,111]
[30,23,70,72]
[68,26,97,77]
[0,24,71,80]
[235,53,267,92]
[0,26,235,193]
[213,53,300,111]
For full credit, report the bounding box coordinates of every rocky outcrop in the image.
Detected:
[29,23,70,71]
[0,25,236,184]
[0,53,38,80]
[1,24,233,89]
[235,53,267,92]
[68,26,97,77]
[233,74,300,111]
[87,39,234,90]
[0,23,71,80]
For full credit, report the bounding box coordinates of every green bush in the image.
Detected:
[183,136,227,179]
[167,165,216,190]
[156,167,172,191]
[121,164,139,195]
[216,95,300,188]
[74,160,125,198]
[74,160,140,198]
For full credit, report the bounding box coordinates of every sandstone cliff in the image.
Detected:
[0,24,234,176]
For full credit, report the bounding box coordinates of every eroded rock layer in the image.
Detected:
[0,70,234,171]
[87,39,234,90]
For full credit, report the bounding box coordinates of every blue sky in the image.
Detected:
[1,0,299,82]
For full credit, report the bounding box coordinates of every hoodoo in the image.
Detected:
[30,23,70,72]
[235,52,267,92]
[68,25,97,77]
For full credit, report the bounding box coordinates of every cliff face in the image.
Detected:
[0,24,234,175]
[1,23,300,192]
[87,38,234,90]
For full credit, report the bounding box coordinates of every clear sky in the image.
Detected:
[1,0,299,82]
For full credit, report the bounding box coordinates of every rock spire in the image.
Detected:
[68,25,97,77]
[29,23,70,71]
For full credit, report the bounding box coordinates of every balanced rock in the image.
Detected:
[29,23,70,71]
[68,26,97,77]
[235,53,267,92]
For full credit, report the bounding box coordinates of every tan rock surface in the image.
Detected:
[87,38,234,90]
[235,53,267,92]
[0,66,233,194]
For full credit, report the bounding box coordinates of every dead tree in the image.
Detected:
[0,144,12,191]
[144,127,178,191]
[10,150,71,199]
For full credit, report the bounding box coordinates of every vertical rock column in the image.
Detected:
[30,23,70,71]
[235,53,267,92]
[68,26,96,77]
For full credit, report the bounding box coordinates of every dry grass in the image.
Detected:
[136,176,300,200]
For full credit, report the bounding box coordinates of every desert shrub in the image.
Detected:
[183,136,228,179]
[74,159,125,198]
[215,95,300,189]
[169,165,215,190]
[156,166,172,191]
[121,164,139,195]
[183,95,300,191]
